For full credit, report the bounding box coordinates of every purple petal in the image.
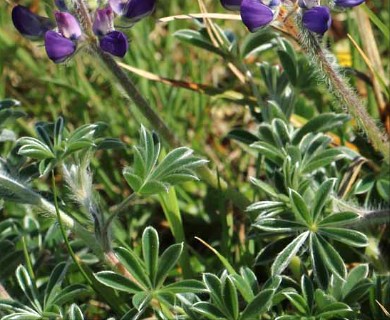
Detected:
[45,30,76,63]
[110,0,156,22]
[12,5,54,40]
[302,6,331,34]
[240,0,275,32]
[220,0,242,11]
[334,0,365,7]
[99,31,128,57]
[55,12,82,40]
[93,7,114,36]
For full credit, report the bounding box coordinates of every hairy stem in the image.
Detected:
[295,17,390,163]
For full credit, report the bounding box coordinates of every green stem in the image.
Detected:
[51,172,93,286]
[295,18,390,164]
[21,237,36,281]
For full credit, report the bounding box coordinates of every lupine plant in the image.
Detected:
[0,0,389,319]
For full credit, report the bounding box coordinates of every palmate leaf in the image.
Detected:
[123,126,207,196]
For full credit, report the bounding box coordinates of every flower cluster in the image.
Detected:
[12,0,156,63]
[220,0,365,34]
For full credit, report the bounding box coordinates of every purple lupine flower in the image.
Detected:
[93,7,129,57]
[45,30,76,63]
[109,0,156,22]
[302,6,331,34]
[93,7,115,36]
[43,12,81,63]
[334,0,365,7]
[11,5,54,40]
[240,0,280,32]
[55,12,82,40]
[99,31,129,57]
[220,0,242,11]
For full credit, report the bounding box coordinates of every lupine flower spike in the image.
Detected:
[11,0,156,63]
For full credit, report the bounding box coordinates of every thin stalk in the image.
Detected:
[294,17,390,164]
[21,237,36,281]
[51,172,93,286]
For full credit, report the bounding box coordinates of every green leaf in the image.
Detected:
[155,243,183,288]
[50,284,89,306]
[253,218,306,233]
[240,29,277,57]
[161,280,206,294]
[312,179,335,222]
[250,141,284,166]
[227,129,258,145]
[313,234,346,279]
[240,289,275,320]
[231,269,257,303]
[15,265,42,313]
[309,234,329,289]
[249,177,279,198]
[317,302,353,318]
[142,227,159,286]
[302,149,345,173]
[319,227,368,247]
[132,291,151,311]
[289,189,312,225]
[293,113,349,144]
[318,212,359,227]
[115,247,151,289]
[361,4,389,41]
[301,275,314,311]
[278,50,298,85]
[44,262,68,307]
[222,276,239,320]
[283,292,309,314]
[94,271,143,294]
[191,302,226,320]
[124,126,206,195]
[271,232,309,275]
[174,29,226,57]
[203,273,225,312]
[67,304,84,320]
[342,264,369,298]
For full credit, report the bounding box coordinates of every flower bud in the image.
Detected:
[45,30,76,63]
[99,31,129,57]
[93,7,114,36]
[12,5,54,40]
[302,6,331,34]
[240,0,278,32]
[55,12,82,40]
